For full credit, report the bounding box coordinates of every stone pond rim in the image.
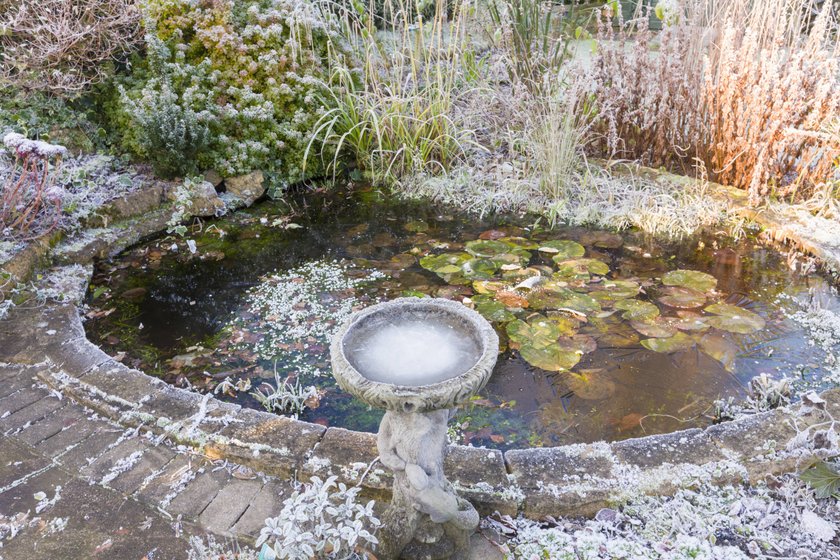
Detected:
[330,297,499,413]
[3,170,840,520]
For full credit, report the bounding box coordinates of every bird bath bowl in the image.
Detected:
[331,297,499,559]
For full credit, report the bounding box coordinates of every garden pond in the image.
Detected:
[85,186,839,450]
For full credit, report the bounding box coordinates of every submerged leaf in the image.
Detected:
[520,343,581,372]
[539,240,585,259]
[419,252,471,275]
[565,370,616,400]
[466,240,513,258]
[630,318,677,338]
[696,332,738,372]
[506,316,561,348]
[554,258,610,276]
[704,303,766,334]
[475,299,516,323]
[640,331,694,353]
[658,286,707,309]
[614,299,660,322]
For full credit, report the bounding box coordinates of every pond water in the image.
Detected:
[85,186,838,449]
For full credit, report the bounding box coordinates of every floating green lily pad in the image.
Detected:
[640,331,695,353]
[554,258,610,276]
[465,240,514,258]
[614,299,660,322]
[658,286,707,309]
[704,303,766,334]
[630,318,677,338]
[506,316,561,348]
[662,270,717,292]
[520,343,581,372]
[672,313,710,332]
[500,237,539,250]
[420,252,471,275]
[461,258,500,280]
[539,240,585,259]
[475,299,517,323]
[590,280,640,302]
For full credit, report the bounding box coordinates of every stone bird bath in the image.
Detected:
[331,297,499,559]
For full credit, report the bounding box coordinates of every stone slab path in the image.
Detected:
[0,362,293,560]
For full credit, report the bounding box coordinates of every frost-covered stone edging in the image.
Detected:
[5,293,840,522]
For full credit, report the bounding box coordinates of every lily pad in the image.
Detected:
[538,240,585,260]
[672,312,710,332]
[520,343,581,372]
[662,270,717,292]
[640,331,694,353]
[630,318,677,338]
[658,286,707,309]
[506,316,561,348]
[614,299,660,322]
[580,231,623,249]
[420,252,471,275]
[465,240,513,258]
[461,258,500,280]
[494,290,530,308]
[704,303,765,334]
[500,237,539,250]
[475,299,517,323]
[590,280,640,302]
[554,258,610,276]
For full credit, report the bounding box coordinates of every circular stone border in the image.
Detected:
[2,178,840,521]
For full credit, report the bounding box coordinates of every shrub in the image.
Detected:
[0,0,142,96]
[120,0,340,182]
[121,63,211,178]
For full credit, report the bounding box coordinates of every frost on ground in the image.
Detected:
[497,474,840,559]
[780,285,840,385]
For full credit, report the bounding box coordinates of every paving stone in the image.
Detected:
[79,437,148,484]
[445,445,517,516]
[167,467,231,520]
[19,403,89,447]
[108,443,176,495]
[135,453,202,506]
[44,337,111,377]
[505,442,616,484]
[0,475,194,560]
[209,407,325,479]
[230,480,290,538]
[197,478,263,535]
[0,368,40,399]
[0,460,71,513]
[0,363,24,382]
[78,360,165,406]
[611,428,724,468]
[36,412,102,457]
[301,427,392,495]
[0,308,41,362]
[0,436,52,483]
[55,426,124,471]
[0,386,46,414]
[706,408,798,459]
[0,394,64,435]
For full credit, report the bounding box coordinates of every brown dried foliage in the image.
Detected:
[0,0,143,95]
[589,0,840,204]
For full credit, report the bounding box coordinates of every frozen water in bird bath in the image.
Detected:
[346,318,481,386]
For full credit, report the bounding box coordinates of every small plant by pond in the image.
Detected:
[85,188,840,450]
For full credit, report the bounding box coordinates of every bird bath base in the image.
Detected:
[330,298,499,559]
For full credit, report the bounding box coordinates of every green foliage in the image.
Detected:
[801,460,840,499]
[118,0,339,181]
[121,70,211,178]
[0,89,100,152]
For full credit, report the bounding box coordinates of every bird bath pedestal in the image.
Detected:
[331,298,499,559]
